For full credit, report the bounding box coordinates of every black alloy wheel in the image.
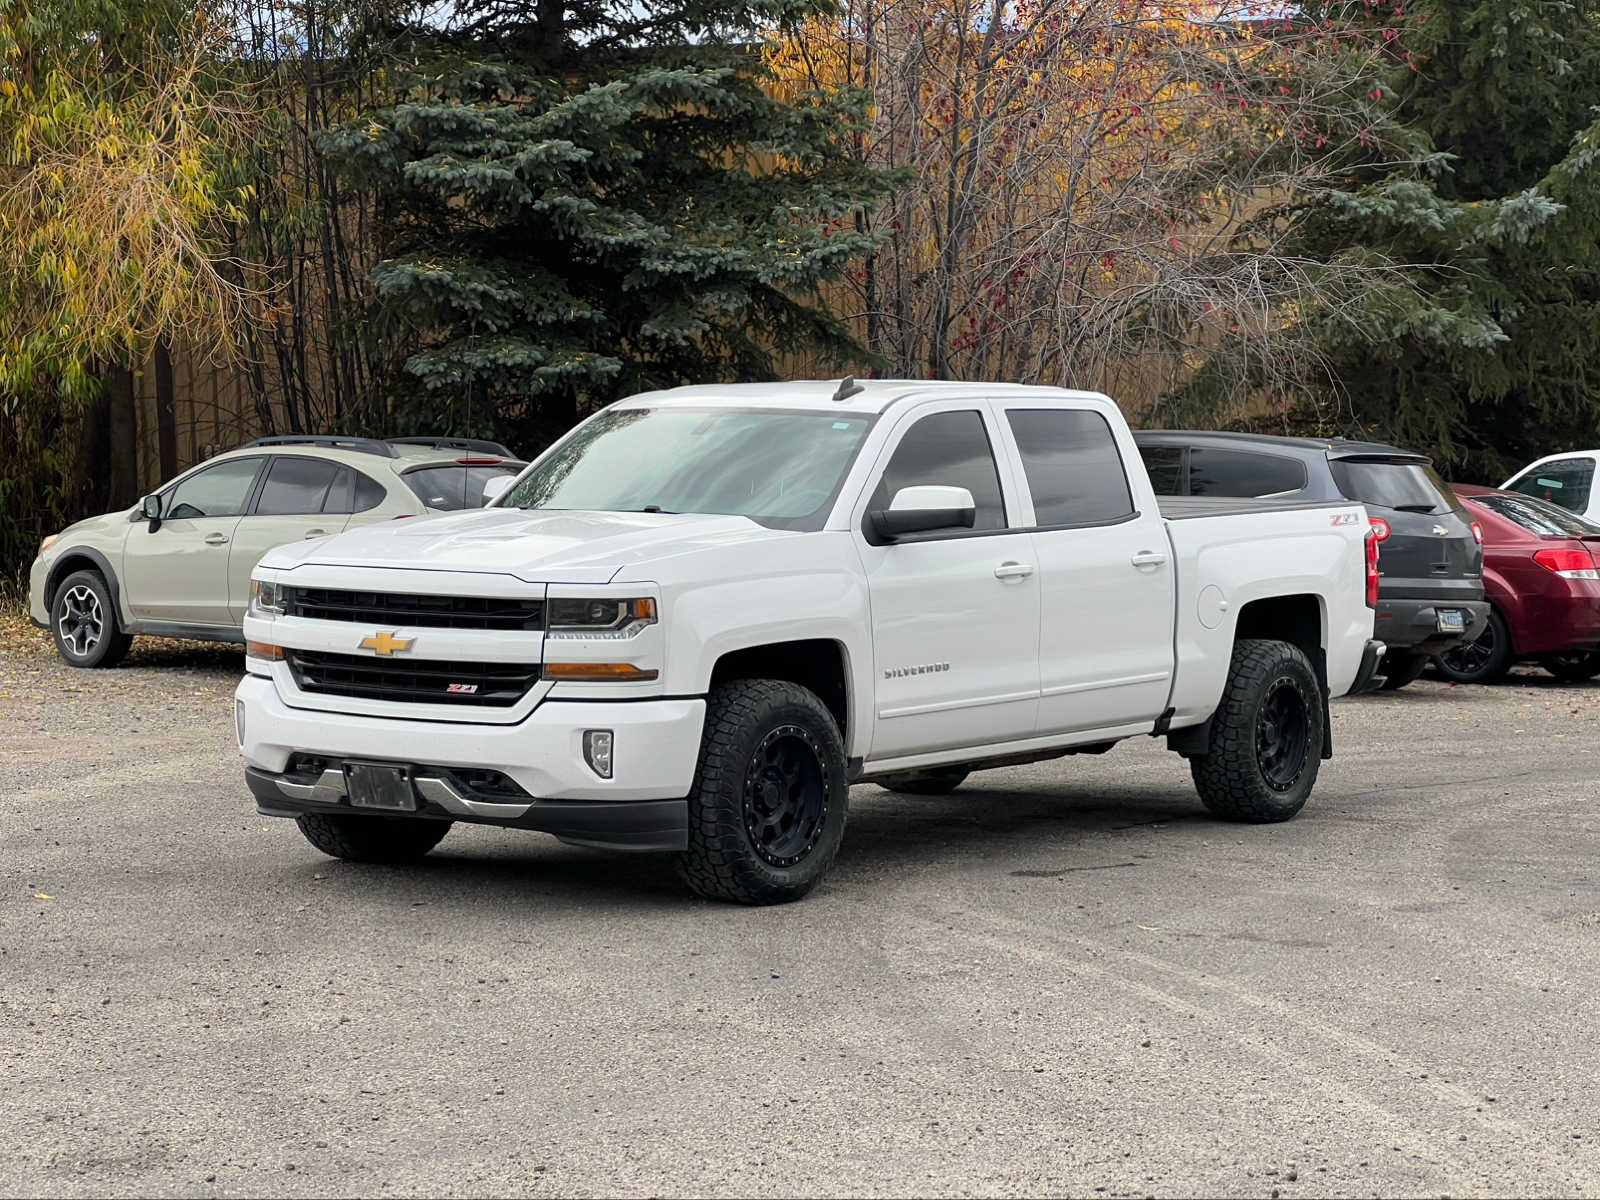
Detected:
[1434,609,1513,685]
[1539,650,1600,683]
[1255,677,1311,793]
[742,725,829,868]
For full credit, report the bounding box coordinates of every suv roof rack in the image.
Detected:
[242,434,397,458]
[386,436,517,459]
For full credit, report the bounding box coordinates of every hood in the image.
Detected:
[261,506,791,583]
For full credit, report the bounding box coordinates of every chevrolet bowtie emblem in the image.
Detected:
[359,632,413,656]
[1433,524,1449,536]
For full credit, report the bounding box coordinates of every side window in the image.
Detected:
[1188,448,1307,499]
[255,456,341,516]
[321,467,355,515]
[164,458,263,520]
[869,410,1007,532]
[1138,445,1186,495]
[1007,409,1135,526]
[1508,457,1595,514]
[352,471,387,513]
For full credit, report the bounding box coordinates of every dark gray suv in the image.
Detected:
[1135,432,1487,691]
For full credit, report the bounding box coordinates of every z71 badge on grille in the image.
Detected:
[446,683,479,695]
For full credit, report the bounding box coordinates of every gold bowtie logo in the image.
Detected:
[359,632,413,656]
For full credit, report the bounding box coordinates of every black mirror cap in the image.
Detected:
[869,505,977,540]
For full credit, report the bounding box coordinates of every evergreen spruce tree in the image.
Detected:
[321,0,894,451]
[1195,1,1600,479]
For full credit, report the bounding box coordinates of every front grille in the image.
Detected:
[284,586,544,631]
[287,650,541,706]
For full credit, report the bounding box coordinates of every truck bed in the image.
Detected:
[1157,495,1350,521]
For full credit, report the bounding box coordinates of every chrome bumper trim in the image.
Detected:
[273,768,346,805]
[414,776,532,820]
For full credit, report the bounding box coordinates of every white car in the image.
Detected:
[238,381,1385,903]
[29,435,524,667]
[1502,451,1600,522]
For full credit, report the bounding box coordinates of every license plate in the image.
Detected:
[343,762,417,811]
[1437,610,1466,634]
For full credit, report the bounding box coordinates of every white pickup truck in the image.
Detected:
[237,381,1385,904]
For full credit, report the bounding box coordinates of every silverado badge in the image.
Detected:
[359,632,413,656]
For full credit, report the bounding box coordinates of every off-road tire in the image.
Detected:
[878,769,970,796]
[1539,650,1600,683]
[1433,609,1514,685]
[49,569,132,669]
[676,679,849,905]
[295,813,452,863]
[1378,650,1429,691]
[1190,638,1325,824]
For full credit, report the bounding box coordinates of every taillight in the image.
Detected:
[1533,547,1600,579]
[1470,521,1483,545]
[1365,529,1381,608]
[1369,517,1390,542]
[392,514,413,520]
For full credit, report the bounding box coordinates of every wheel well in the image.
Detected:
[710,640,849,739]
[46,553,113,611]
[1235,594,1326,687]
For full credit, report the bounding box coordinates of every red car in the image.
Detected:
[1432,484,1600,683]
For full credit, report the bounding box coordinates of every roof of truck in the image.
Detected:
[613,380,1113,415]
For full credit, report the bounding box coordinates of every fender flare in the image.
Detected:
[45,547,126,627]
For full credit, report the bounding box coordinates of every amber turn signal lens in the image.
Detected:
[544,662,658,681]
[246,641,284,661]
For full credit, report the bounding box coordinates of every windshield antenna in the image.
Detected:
[831,376,865,403]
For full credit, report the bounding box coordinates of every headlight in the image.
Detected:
[250,580,285,616]
[546,597,657,640]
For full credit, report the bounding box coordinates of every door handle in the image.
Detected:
[303,529,327,539]
[994,561,1036,581]
[205,533,230,546]
[1130,550,1167,568]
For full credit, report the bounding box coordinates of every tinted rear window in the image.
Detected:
[1188,448,1307,499]
[1006,408,1134,526]
[1329,459,1458,515]
[1138,445,1185,495]
[402,464,520,511]
[1472,494,1600,538]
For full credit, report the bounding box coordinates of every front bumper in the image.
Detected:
[27,556,50,628]
[236,674,704,847]
[1375,598,1489,653]
[245,767,687,852]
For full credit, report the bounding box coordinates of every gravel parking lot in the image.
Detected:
[3,618,1599,1198]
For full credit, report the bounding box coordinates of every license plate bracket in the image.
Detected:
[1437,609,1466,634]
[343,762,417,812]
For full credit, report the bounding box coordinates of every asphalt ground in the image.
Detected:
[3,623,1599,1198]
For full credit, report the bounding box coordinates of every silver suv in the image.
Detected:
[28,435,524,668]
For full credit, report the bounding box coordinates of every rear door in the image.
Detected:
[1000,404,1176,736]
[1329,456,1482,631]
[227,456,354,622]
[123,456,264,626]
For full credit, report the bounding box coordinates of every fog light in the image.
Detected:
[583,730,614,779]
[235,700,246,747]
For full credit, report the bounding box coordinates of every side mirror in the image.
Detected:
[480,474,514,506]
[869,485,977,540]
[140,495,163,526]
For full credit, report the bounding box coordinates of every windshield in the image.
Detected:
[502,407,876,530]
[1329,458,1459,515]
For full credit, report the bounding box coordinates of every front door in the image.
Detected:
[227,456,353,621]
[999,405,1175,736]
[122,456,265,627]
[857,405,1041,761]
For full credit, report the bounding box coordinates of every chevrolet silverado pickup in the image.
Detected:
[236,381,1385,904]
